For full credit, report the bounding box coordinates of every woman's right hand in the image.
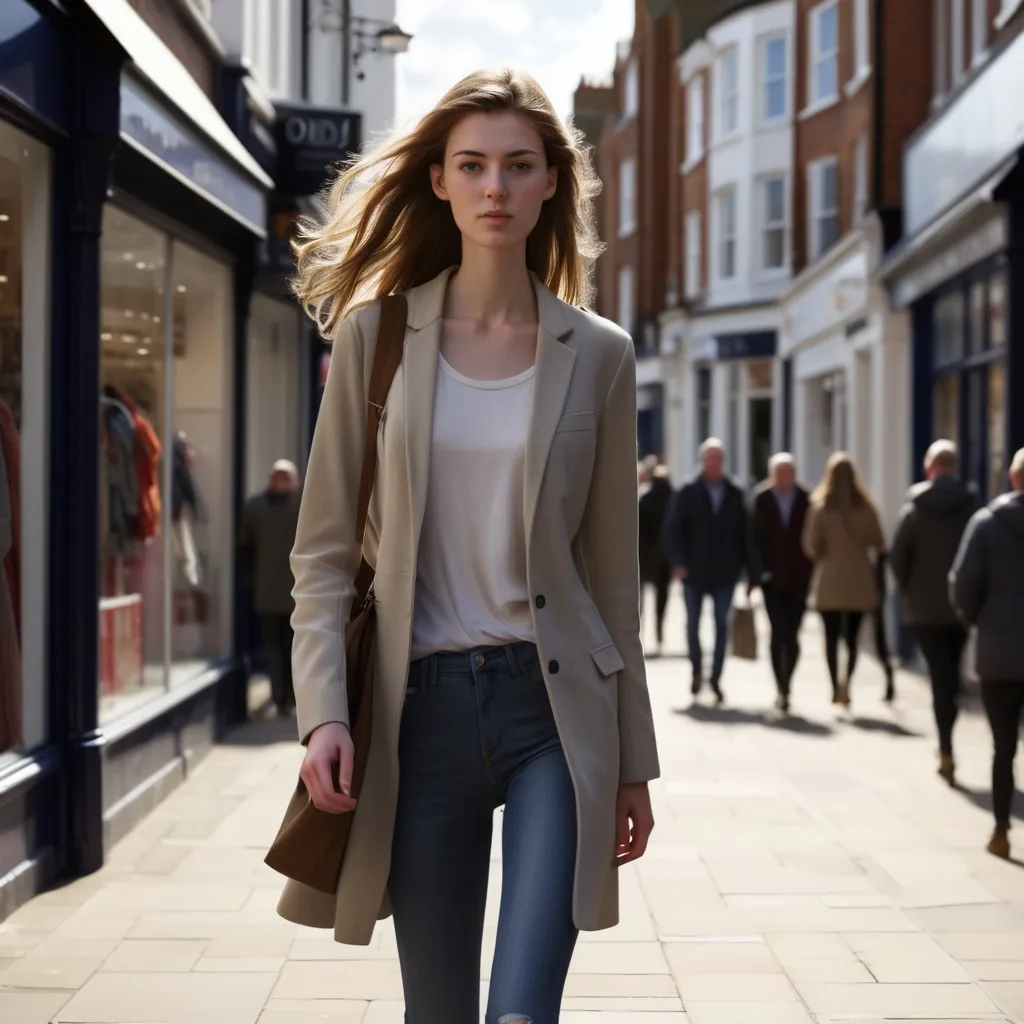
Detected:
[300,721,358,814]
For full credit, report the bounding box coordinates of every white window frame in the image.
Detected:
[685,211,702,299]
[972,0,989,63]
[760,175,787,273]
[623,58,640,119]
[761,33,788,125]
[852,0,871,81]
[617,264,635,332]
[934,0,949,102]
[809,0,840,108]
[853,135,868,225]
[720,47,740,137]
[687,77,705,166]
[996,0,1024,30]
[716,186,737,280]
[618,156,637,238]
[950,0,966,87]
[808,157,840,260]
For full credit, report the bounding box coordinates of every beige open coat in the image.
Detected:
[276,266,661,945]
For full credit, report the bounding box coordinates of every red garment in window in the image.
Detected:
[0,396,20,637]
[132,409,162,541]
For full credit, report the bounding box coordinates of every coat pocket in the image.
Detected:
[554,411,596,434]
[590,641,624,678]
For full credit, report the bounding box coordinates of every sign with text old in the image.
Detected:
[274,103,362,197]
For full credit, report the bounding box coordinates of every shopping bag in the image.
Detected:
[731,602,758,661]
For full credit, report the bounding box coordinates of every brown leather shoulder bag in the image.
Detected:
[264,293,407,894]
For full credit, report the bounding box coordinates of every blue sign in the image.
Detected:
[0,0,69,130]
[120,75,267,235]
[274,103,362,197]
[716,331,777,360]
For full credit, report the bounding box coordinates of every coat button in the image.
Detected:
[474,654,486,668]
[548,659,560,674]
[535,594,546,609]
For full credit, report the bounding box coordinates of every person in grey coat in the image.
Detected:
[238,460,302,715]
[949,446,1024,861]
[890,440,977,785]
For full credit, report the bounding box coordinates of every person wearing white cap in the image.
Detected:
[238,460,302,714]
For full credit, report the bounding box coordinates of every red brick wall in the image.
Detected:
[127,0,218,99]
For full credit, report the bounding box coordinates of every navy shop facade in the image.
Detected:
[883,26,1024,508]
[0,0,274,919]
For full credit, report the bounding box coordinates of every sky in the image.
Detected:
[393,0,635,128]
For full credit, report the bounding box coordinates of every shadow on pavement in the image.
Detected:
[953,782,1024,824]
[676,703,834,737]
[221,710,298,747]
[846,715,921,738]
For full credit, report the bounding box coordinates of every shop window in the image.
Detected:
[0,123,50,757]
[933,288,965,366]
[98,209,232,721]
[989,266,1007,347]
[932,374,959,447]
[696,366,712,447]
[988,364,1006,498]
[969,277,986,354]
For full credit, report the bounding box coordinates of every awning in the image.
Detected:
[880,155,1016,307]
[81,0,273,230]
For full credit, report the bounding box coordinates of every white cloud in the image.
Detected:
[395,0,634,128]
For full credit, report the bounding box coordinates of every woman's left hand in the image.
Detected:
[614,781,655,866]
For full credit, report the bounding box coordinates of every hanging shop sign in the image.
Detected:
[274,103,362,197]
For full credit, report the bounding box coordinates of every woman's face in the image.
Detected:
[431,111,557,251]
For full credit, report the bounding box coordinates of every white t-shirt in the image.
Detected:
[410,353,536,660]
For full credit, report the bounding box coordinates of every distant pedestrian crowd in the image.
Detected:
[638,440,1024,863]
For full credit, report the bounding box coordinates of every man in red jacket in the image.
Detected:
[751,453,813,713]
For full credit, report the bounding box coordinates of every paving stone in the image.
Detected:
[102,938,206,972]
[0,989,73,1024]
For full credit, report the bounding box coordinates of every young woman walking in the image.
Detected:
[275,69,660,1023]
[803,452,886,707]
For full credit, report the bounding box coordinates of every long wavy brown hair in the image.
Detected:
[292,68,604,339]
[812,451,877,513]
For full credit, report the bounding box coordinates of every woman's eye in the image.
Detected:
[460,162,481,172]
[511,162,531,171]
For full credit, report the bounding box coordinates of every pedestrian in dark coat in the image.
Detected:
[238,460,302,715]
[949,446,1024,861]
[662,438,758,702]
[890,440,978,784]
[751,453,812,712]
[638,455,673,655]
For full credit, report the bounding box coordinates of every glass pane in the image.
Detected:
[819,4,838,50]
[0,122,50,754]
[988,363,1006,499]
[816,54,837,100]
[933,289,965,366]
[966,370,984,496]
[932,374,958,446]
[822,163,838,210]
[99,208,168,721]
[969,278,985,354]
[766,36,786,77]
[766,178,785,223]
[748,359,774,391]
[170,240,232,685]
[989,267,1007,347]
[765,79,786,121]
[764,227,785,269]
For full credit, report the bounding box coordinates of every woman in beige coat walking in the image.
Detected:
[279,68,659,1023]
[803,452,886,706]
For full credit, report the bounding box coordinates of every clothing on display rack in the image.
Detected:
[101,392,140,554]
[0,395,22,750]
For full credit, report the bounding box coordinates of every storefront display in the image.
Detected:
[0,121,49,757]
[98,209,232,721]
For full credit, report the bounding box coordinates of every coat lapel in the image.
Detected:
[524,275,576,548]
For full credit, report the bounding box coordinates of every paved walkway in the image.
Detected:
[2,588,1023,1023]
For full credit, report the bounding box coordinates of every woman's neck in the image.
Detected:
[445,245,537,330]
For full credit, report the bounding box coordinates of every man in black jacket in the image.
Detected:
[662,438,758,703]
[950,447,1024,861]
[890,440,977,785]
[751,453,812,713]
[638,456,673,656]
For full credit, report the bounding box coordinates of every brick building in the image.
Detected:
[778,0,935,540]
[660,0,797,488]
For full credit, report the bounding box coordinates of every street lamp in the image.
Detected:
[375,23,413,54]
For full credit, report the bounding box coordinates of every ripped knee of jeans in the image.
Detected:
[497,1015,532,1024]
